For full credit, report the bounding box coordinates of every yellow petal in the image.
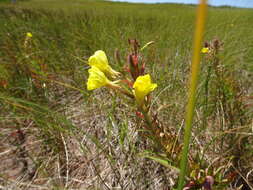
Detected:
[133,74,157,106]
[87,66,110,90]
[26,32,32,38]
[88,50,120,78]
[201,47,209,53]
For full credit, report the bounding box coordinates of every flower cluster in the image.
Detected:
[86,50,120,91]
[201,39,223,56]
[86,44,157,108]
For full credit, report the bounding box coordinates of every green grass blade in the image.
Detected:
[177,0,208,189]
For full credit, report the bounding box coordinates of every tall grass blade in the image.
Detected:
[177,0,208,189]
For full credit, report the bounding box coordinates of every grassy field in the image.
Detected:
[0,0,252,189]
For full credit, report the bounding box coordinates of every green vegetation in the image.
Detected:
[0,0,252,189]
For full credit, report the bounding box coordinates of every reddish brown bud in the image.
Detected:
[128,54,139,80]
[204,41,210,48]
[128,39,140,55]
[136,111,144,118]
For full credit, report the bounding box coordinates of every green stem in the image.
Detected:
[141,108,154,130]
[177,0,208,189]
[108,82,134,99]
[202,64,212,130]
[140,107,162,147]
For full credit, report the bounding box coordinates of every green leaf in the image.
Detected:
[140,152,180,173]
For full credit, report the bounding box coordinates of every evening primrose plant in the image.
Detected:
[86,42,204,189]
[86,40,235,190]
[86,42,163,145]
[86,41,184,170]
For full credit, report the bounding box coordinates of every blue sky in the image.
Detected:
[110,0,253,8]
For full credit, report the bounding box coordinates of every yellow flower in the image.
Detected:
[26,32,32,38]
[87,66,110,90]
[88,50,120,78]
[201,47,210,54]
[133,74,157,106]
